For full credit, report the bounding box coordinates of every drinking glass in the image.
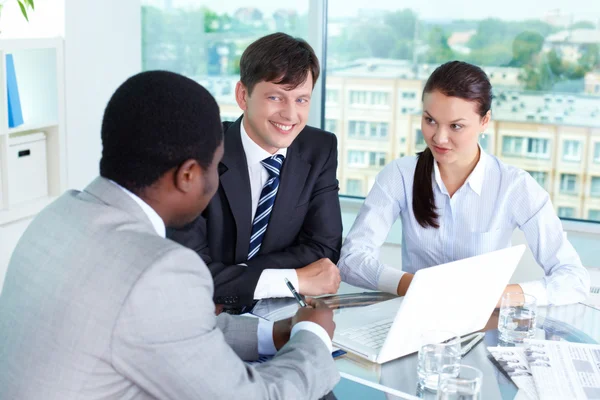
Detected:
[437,365,483,400]
[417,330,461,391]
[498,292,537,344]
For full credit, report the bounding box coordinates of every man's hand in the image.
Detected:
[272,317,292,350]
[292,298,335,339]
[396,273,414,297]
[296,258,341,296]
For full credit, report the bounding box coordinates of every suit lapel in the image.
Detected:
[260,140,311,254]
[219,118,253,262]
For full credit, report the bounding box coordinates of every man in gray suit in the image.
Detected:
[0,71,339,399]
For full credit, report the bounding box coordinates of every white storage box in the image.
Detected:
[8,132,48,206]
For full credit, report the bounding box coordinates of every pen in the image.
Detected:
[285,278,307,307]
[460,332,485,356]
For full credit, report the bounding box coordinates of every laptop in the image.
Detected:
[333,245,526,364]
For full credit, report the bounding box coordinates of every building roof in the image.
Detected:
[546,29,600,45]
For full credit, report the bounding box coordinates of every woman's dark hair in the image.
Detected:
[413,61,492,228]
[240,32,320,94]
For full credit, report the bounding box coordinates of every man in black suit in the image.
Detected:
[168,33,343,313]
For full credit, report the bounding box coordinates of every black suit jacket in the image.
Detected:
[168,117,343,310]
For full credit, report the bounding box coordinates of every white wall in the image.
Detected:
[1,1,142,294]
[64,0,142,189]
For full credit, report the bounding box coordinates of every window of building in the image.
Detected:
[415,129,426,146]
[527,171,548,189]
[479,134,490,152]
[591,177,600,197]
[562,140,582,162]
[371,91,390,106]
[402,91,416,99]
[560,174,578,194]
[526,138,550,159]
[502,136,525,156]
[558,207,576,218]
[349,121,388,139]
[326,89,339,105]
[346,179,363,196]
[369,152,386,167]
[325,119,338,133]
[349,90,368,105]
[348,150,367,167]
[594,143,600,163]
[589,210,600,221]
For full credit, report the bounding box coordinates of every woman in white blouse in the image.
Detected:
[338,61,589,306]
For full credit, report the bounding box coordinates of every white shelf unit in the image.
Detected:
[0,38,66,226]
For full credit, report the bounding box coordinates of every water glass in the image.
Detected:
[437,365,483,400]
[498,292,537,344]
[417,330,461,391]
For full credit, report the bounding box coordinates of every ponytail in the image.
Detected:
[412,148,439,228]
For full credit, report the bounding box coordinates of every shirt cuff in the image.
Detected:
[257,319,277,355]
[377,265,404,295]
[253,269,299,299]
[518,280,548,306]
[291,321,333,353]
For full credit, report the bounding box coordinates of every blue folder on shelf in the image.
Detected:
[6,53,24,128]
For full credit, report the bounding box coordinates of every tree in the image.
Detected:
[569,21,596,30]
[507,31,545,67]
[423,27,454,64]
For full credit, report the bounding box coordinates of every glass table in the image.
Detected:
[333,296,600,399]
[253,287,600,399]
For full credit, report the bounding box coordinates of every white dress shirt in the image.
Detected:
[111,180,332,354]
[338,150,590,306]
[111,181,277,354]
[239,119,301,300]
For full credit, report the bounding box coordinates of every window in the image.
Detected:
[346,179,363,196]
[349,90,389,106]
[371,91,390,106]
[348,150,366,166]
[369,152,386,167]
[349,90,368,105]
[562,140,582,162]
[348,121,367,138]
[349,121,387,139]
[502,136,525,156]
[527,171,547,189]
[326,89,339,105]
[142,1,600,226]
[526,138,550,158]
[591,177,600,197]
[502,137,550,158]
[479,134,490,152]
[560,174,578,194]
[325,119,338,133]
[558,207,575,218]
[415,129,426,146]
[589,210,600,222]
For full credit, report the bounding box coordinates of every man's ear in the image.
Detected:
[174,159,204,193]
[235,81,249,111]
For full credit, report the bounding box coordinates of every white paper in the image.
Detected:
[526,340,600,400]
[488,346,539,400]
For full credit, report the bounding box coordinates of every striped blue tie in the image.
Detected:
[248,154,285,259]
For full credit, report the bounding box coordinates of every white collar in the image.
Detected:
[433,145,486,196]
[110,180,166,238]
[240,117,287,168]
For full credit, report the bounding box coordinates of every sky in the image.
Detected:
[154,0,599,24]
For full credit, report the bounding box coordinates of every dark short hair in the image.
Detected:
[100,70,223,192]
[240,32,320,94]
[414,61,493,229]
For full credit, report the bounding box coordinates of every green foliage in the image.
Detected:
[8,0,35,22]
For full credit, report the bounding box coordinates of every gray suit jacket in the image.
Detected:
[0,177,339,399]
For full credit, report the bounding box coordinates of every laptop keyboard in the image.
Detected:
[338,319,394,350]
